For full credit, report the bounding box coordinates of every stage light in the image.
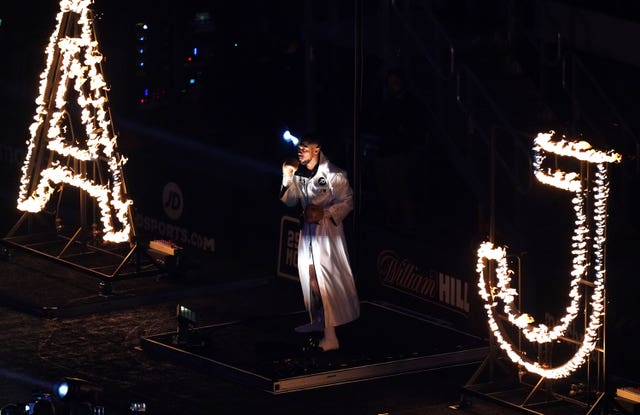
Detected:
[0,403,27,415]
[282,130,299,146]
[176,304,206,347]
[177,304,197,326]
[52,377,102,404]
[57,381,69,398]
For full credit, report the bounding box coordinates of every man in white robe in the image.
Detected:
[280,135,360,351]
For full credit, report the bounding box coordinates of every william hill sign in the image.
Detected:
[377,250,470,316]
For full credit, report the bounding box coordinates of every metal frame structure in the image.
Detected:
[462,265,607,415]
[2,3,162,287]
[462,136,611,415]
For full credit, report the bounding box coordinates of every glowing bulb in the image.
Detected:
[57,381,69,398]
[282,130,299,146]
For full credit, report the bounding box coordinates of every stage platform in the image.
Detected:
[0,243,270,318]
[141,300,489,394]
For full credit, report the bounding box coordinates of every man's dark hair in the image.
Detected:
[300,133,323,148]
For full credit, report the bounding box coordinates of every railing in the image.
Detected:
[455,65,534,196]
[502,0,639,169]
[564,55,640,171]
[390,2,455,81]
[389,0,534,199]
[390,0,640,196]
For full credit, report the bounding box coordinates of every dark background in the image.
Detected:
[1,0,640,402]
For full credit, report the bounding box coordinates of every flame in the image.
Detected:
[476,133,616,379]
[16,0,132,243]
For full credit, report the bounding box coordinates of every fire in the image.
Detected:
[17,0,132,243]
[476,132,618,378]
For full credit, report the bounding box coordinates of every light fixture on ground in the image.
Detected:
[52,377,103,414]
[176,304,206,347]
[176,303,196,346]
[54,377,102,402]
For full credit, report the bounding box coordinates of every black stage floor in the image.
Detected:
[142,301,489,394]
[0,241,270,317]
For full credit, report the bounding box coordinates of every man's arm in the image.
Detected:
[325,172,354,225]
[280,162,300,206]
[280,183,301,207]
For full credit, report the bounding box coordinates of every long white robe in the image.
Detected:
[281,152,360,327]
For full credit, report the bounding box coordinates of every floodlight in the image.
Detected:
[175,304,207,347]
[176,304,197,345]
[56,382,69,399]
[177,304,197,325]
[52,377,102,403]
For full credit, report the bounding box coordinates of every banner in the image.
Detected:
[277,215,300,280]
[358,224,486,337]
